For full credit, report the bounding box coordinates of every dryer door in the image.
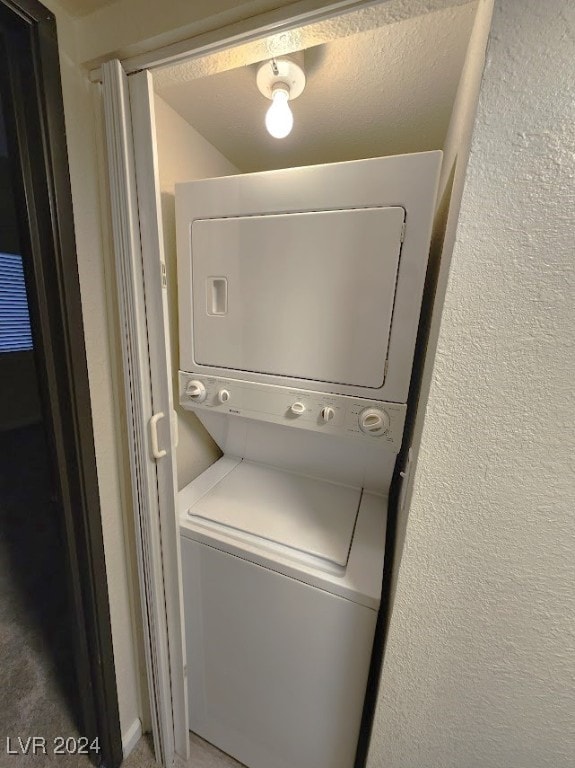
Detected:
[191,206,404,389]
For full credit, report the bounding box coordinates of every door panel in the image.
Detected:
[129,69,190,763]
[191,207,404,387]
[102,60,186,767]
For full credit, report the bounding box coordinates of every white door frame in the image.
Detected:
[100,2,469,765]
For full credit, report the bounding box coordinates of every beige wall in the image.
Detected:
[368,1,575,766]
[153,95,238,489]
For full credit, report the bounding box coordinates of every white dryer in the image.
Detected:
[176,151,441,768]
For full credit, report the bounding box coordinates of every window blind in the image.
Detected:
[0,252,33,352]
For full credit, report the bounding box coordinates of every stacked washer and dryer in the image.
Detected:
[175,151,441,768]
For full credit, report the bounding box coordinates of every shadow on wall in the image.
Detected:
[161,190,222,490]
[391,160,457,583]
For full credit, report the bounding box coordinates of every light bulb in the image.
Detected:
[265,86,293,139]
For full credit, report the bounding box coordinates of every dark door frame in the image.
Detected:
[0,1,123,766]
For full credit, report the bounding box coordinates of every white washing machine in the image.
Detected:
[176,152,441,768]
[179,456,386,768]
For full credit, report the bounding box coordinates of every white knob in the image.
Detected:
[359,408,390,436]
[186,379,206,403]
[290,402,306,415]
[217,389,230,404]
[321,406,335,423]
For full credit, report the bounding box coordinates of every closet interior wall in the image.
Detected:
[154,95,239,489]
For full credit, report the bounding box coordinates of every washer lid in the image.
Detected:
[188,460,361,568]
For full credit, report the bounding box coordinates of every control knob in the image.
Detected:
[186,379,207,403]
[290,402,306,416]
[217,389,230,404]
[359,407,390,436]
[321,406,335,423]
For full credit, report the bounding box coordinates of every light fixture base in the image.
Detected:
[256,54,306,101]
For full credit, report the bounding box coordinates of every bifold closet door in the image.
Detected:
[102,61,187,766]
[129,69,189,762]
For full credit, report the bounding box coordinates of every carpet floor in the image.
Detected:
[0,424,83,767]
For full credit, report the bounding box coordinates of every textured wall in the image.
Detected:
[390,0,493,605]
[368,2,575,766]
[155,4,476,173]
[75,0,301,65]
[74,0,473,69]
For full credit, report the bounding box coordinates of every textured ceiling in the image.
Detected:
[155,3,477,172]
[56,0,119,17]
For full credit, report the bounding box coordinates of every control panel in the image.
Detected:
[179,372,406,450]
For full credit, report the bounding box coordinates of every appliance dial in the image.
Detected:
[359,407,390,436]
[290,402,306,415]
[186,379,207,403]
[321,406,335,423]
[217,389,231,404]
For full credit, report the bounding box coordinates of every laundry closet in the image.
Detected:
[100,2,491,766]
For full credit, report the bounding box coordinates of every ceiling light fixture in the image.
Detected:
[256,54,305,140]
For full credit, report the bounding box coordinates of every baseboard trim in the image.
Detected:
[122,718,142,759]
